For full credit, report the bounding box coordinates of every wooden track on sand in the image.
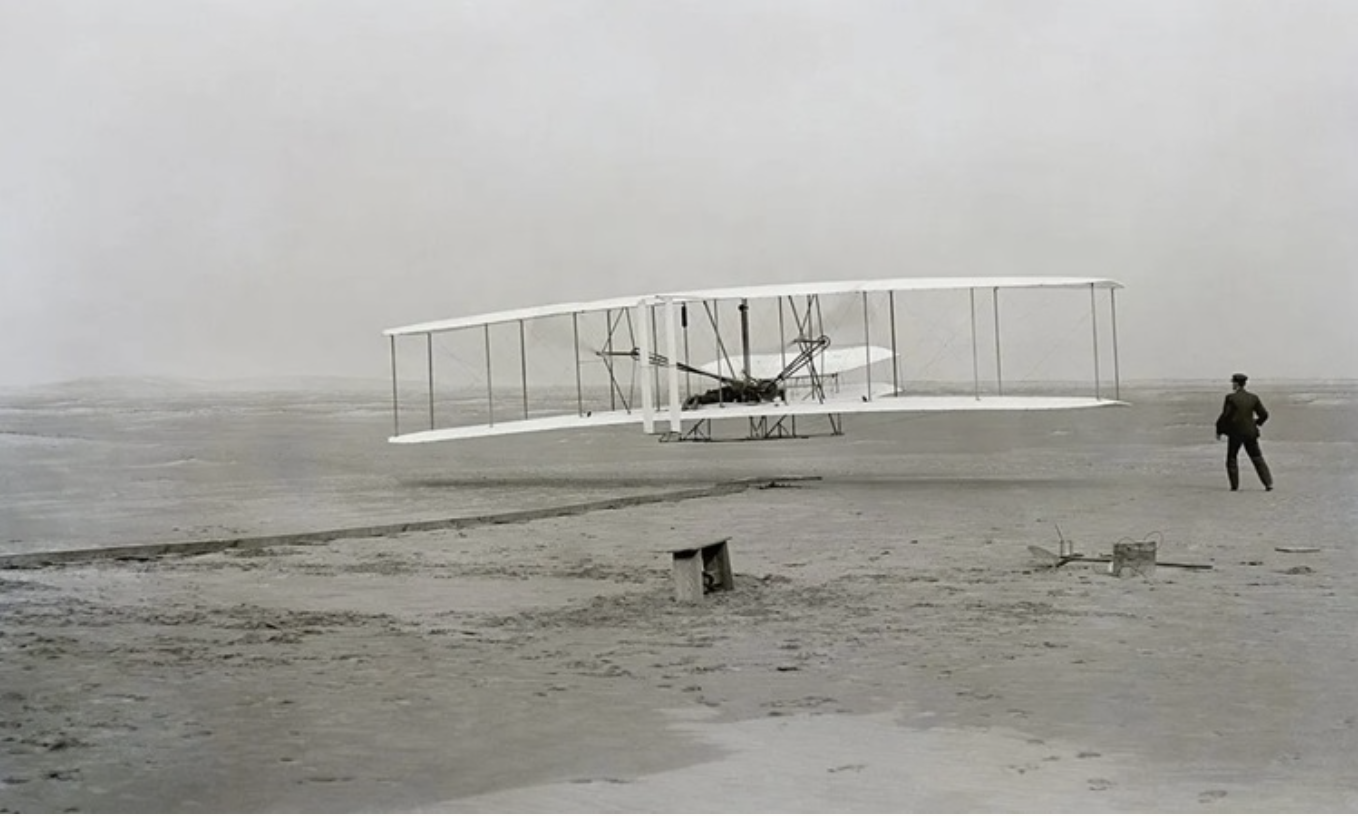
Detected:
[0,476,818,569]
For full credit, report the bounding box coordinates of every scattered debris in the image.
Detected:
[1028,544,1102,569]
[1112,539,1158,578]
[1028,527,1212,572]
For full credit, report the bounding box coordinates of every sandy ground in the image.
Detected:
[3,427,1357,813]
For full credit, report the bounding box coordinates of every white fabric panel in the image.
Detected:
[384,277,1122,336]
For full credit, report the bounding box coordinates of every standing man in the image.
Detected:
[1215,372,1274,491]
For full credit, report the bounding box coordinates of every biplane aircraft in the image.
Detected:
[383,277,1125,445]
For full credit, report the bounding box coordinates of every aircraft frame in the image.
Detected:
[383,277,1125,445]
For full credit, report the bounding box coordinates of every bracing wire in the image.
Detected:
[1013,311,1092,383]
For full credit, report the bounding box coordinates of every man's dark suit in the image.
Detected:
[1216,388,1273,490]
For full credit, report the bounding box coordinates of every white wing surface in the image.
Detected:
[390,410,641,444]
[390,395,1126,444]
[384,277,1122,337]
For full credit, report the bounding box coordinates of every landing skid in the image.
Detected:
[659,413,844,443]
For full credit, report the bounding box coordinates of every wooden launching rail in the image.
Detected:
[0,477,819,570]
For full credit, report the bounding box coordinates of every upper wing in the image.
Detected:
[384,277,1124,337]
[663,276,1122,305]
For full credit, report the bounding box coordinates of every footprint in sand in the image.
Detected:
[44,769,79,781]
[1198,789,1228,803]
[1087,777,1115,791]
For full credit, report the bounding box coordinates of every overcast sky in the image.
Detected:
[1,0,1354,387]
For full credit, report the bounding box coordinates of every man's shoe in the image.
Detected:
[1265,485,1274,491]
